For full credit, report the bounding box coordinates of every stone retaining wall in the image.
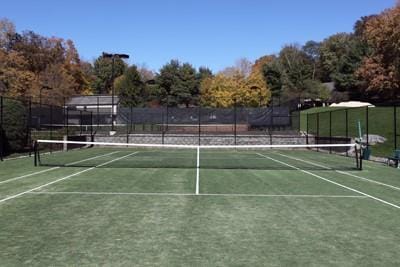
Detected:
[94,134,308,146]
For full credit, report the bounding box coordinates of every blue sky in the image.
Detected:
[2,0,395,72]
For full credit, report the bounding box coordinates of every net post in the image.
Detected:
[0,95,3,161]
[357,145,363,171]
[33,140,39,166]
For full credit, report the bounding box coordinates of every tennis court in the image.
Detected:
[0,141,400,266]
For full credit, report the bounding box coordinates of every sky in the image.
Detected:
[1,0,396,72]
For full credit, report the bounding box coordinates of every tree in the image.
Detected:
[137,64,155,82]
[220,58,253,78]
[200,64,270,108]
[92,56,127,94]
[155,60,198,107]
[262,58,283,103]
[302,41,321,80]
[0,18,15,50]
[200,74,237,107]
[0,49,37,97]
[356,6,400,101]
[278,44,315,100]
[40,63,77,105]
[115,65,146,107]
[319,33,366,96]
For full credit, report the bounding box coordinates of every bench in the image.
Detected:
[387,150,400,168]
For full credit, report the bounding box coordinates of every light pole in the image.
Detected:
[102,52,129,133]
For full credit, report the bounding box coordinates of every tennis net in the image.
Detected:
[34,140,362,170]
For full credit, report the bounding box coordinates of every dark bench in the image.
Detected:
[387,150,400,168]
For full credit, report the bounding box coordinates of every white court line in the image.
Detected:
[27,191,368,198]
[0,151,120,186]
[0,151,138,204]
[256,153,400,210]
[196,146,200,195]
[274,152,400,192]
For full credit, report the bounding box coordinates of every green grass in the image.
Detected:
[1,148,400,266]
[301,106,399,157]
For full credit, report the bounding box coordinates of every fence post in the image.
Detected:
[97,97,100,128]
[28,98,32,157]
[90,111,93,141]
[50,105,53,153]
[306,113,309,145]
[366,106,369,146]
[66,107,69,138]
[130,104,133,134]
[0,96,3,161]
[329,111,332,154]
[234,99,237,146]
[346,109,349,157]
[126,110,129,144]
[395,105,398,150]
[198,105,201,146]
[63,97,66,128]
[162,107,165,145]
[316,113,320,151]
[80,110,83,135]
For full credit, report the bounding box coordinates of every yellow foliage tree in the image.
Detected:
[200,67,271,107]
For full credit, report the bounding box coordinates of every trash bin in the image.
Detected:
[362,146,371,160]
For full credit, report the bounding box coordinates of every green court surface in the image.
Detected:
[1,148,400,266]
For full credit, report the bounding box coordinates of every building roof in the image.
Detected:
[67,95,120,106]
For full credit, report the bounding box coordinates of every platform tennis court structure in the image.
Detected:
[0,140,399,265]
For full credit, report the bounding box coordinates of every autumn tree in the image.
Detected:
[356,6,400,101]
[201,61,270,108]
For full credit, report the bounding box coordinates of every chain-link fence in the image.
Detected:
[115,103,300,145]
[0,96,93,160]
[1,95,302,159]
[305,105,400,158]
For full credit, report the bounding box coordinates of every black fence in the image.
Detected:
[305,105,400,158]
[0,95,302,160]
[0,96,93,160]
[117,105,299,133]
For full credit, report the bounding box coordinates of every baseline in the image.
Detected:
[0,151,138,204]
